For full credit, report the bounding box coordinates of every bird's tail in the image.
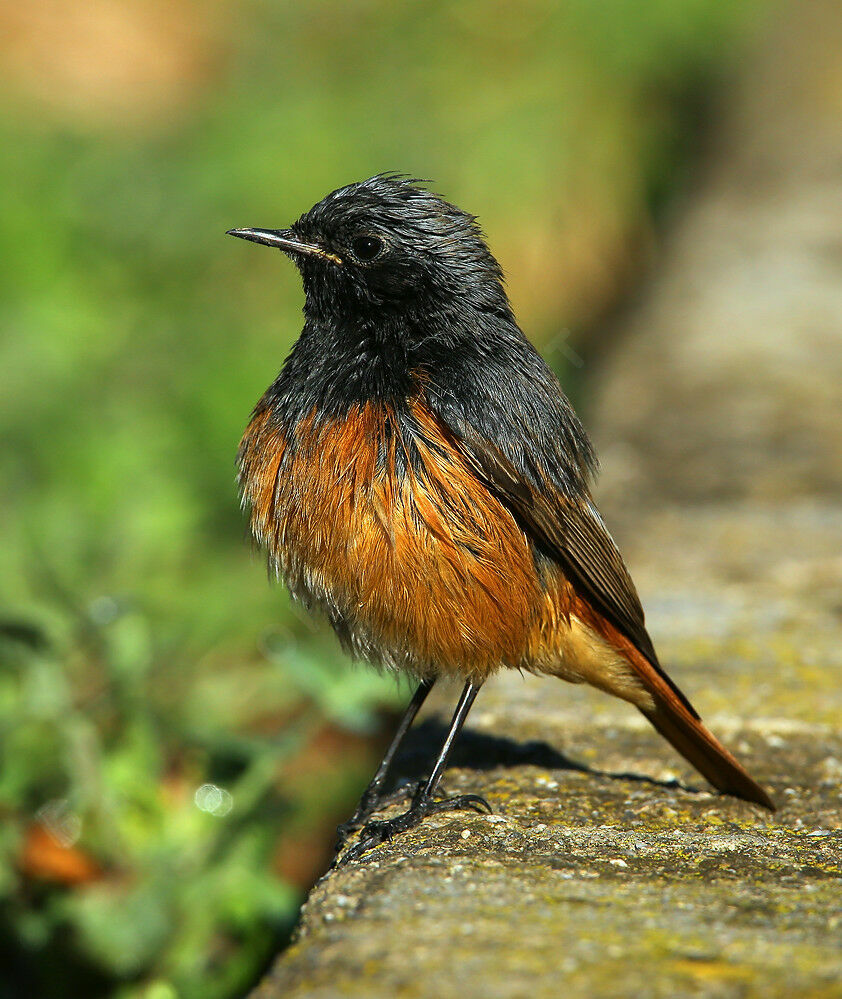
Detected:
[639,694,775,811]
[594,613,776,810]
[568,598,775,810]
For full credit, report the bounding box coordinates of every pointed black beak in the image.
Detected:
[226,228,342,264]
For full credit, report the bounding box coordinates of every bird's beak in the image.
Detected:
[226,227,342,264]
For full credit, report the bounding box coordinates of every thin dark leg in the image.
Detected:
[416,681,480,801]
[335,678,435,848]
[338,681,491,865]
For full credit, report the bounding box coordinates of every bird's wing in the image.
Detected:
[437,410,699,712]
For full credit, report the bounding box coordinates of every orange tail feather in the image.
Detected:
[640,697,775,811]
[574,597,776,810]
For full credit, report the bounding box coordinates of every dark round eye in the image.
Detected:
[350,235,384,262]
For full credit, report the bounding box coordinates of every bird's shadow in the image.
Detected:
[394,718,701,798]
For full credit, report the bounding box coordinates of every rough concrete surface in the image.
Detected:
[252,5,842,997]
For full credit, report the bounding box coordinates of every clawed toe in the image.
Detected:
[335,780,422,851]
[334,819,359,850]
[336,819,395,866]
[336,791,493,866]
[426,792,492,816]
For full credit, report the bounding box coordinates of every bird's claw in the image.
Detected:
[336,792,492,866]
[427,792,492,816]
[334,781,423,850]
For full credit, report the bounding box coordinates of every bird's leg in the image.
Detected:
[338,681,491,865]
[335,678,435,849]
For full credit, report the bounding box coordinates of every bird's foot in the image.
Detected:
[337,791,492,867]
[334,780,422,850]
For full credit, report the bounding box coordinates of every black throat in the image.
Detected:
[262,314,422,429]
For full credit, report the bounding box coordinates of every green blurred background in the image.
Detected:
[0,1,767,996]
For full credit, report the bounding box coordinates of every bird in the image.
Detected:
[228,174,775,863]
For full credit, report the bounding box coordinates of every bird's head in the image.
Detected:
[228,175,512,326]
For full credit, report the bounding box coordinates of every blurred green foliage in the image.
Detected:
[0,1,762,996]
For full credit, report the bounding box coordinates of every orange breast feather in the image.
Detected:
[238,398,579,679]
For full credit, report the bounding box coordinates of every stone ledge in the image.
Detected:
[256,702,841,999]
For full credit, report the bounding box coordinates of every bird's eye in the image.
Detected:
[350,235,384,262]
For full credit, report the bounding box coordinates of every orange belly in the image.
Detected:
[239,398,587,679]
